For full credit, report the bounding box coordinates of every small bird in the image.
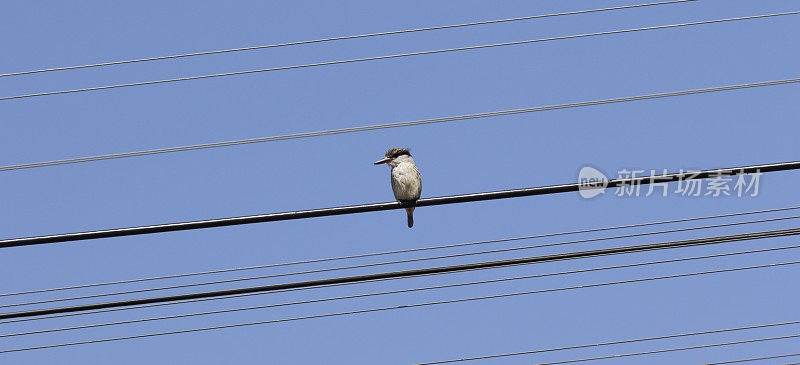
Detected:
[374,148,422,228]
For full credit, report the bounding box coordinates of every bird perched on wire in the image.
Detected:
[374,148,422,228]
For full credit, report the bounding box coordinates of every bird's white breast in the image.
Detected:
[390,161,422,202]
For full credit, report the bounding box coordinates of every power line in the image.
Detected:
[3,77,798,173]
[2,160,797,248]
[1,11,796,102]
[421,319,800,364]
[2,227,798,320]
[533,334,800,365]
[2,258,798,354]
[7,229,796,326]
[4,205,798,299]
[706,353,800,365]
[0,0,698,78]
[4,243,797,339]
[6,213,797,309]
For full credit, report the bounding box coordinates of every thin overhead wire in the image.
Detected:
[2,226,798,320]
[706,353,800,365]
[5,213,797,310]
[0,0,698,78]
[533,334,800,365]
[2,259,798,354]
[4,205,799,299]
[1,11,797,102]
[3,243,798,339]
[421,319,800,364]
[3,160,797,248]
[3,77,799,173]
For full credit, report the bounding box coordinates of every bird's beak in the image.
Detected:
[374,157,391,165]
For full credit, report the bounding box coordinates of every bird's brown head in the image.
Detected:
[374,148,411,165]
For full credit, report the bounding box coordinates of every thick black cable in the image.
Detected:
[0,0,697,78]
[1,160,795,248]
[4,243,797,339]
[534,334,800,365]
[5,213,797,309]
[421,320,800,364]
[1,226,797,320]
[2,78,799,173]
[5,205,797,299]
[1,11,796,102]
[5,207,800,299]
[2,259,798,354]
[6,230,798,325]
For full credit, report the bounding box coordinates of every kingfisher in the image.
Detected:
[374,148,422,228]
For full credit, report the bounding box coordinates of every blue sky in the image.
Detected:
[1,0,799,363]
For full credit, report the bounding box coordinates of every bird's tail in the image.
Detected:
[405,207,415,228]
